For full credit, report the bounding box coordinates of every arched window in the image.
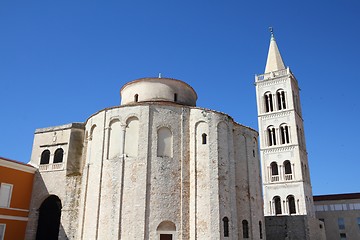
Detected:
[40,150,50,165]
[223,217,229,237]
[264,92,274,112]
[276,89,286,110]
[259,221,263,239]
[280,124,290,144]
[157,221,176,240]
[284,160,292,174]
[124,117,139,157]
[202,133,207,144]
[157,127,172,157]
[53,148,64,163]
[134,94,139,102]
[267,126,276,146]
[287,195,296,214]
[270,162,279,182]
[242,220,249,238]
[273,196,282,215]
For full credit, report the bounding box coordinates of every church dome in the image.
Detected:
[120,77,197,106]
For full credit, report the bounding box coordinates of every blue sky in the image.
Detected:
[0,1,359,195]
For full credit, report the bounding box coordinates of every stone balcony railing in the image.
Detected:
[284,174,293,181]
[256,68,290,82]
[39,162,65,172]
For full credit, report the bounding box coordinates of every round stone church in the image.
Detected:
[26,77,264,240]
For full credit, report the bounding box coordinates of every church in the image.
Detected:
[20,32,325,240]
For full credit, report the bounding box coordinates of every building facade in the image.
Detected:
[255,32,324,239]
[0,157,36,240]
[314,193,360,240]
[26,77,265,239]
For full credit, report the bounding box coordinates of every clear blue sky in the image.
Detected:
[1,1,359,195]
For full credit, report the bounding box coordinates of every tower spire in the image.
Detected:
[264,27,286,73]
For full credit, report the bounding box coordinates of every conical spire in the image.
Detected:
[264,28,286,73]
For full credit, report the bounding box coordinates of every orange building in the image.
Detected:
[0,157,35,240]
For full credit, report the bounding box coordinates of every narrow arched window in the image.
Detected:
[267,126,276,146]
[242,220,249,238]
[223,217,229,237]
[287,195,296,214]
[202,133,207,144]
[274,196,282,215]
[264,92,274,112]
[271,162,278,175]
[174,93,178,102]
[259,221,263,239]
[134,94,139,102]
[280,124,290,144]
[53,148,64,163]
[276,90,286,110]
[284,160,292,174]
[40,150,50,165]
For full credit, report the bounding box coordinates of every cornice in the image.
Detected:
[259,110,292,120]
[261,145,297,153]
[255,77,288,87]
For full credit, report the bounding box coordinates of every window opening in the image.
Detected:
[277,90,286,110]
[264,93,274,112]
[202,133,207,144]
[174,93,177,102]
[259,221,263,239]
[223,217,229,237]
[40,150,50,165]
[267,126,276,146]
[242,220,249,238]
[134,94,139,102]
[0,224,5,240]
[287,195,296,214]
[284,160,292,174]
[160,234,172,240]
[280,125,290,144]
[340,233,347,240]
[274,196,282,215]
[0,183,12,208]
[271,162,279,175]
[53,148,64,163]
[338,218,345,229]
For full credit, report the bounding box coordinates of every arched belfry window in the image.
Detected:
[242,220,249,238]
[287,195,296,214]
[267,126,276,146]
[53,148,64,163]
[273,196,282,215]
[280,124,290,144]
[223,217,229,237]
[202,133,207,144]
[40,150,50,165]
[264,92,274,113]
[157,127,173,157]
[284,160,292,174]
[271,162,279,176]
[276,89,286,110]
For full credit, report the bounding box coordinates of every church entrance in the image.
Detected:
[160,234,173,240]
[36,195,62,240]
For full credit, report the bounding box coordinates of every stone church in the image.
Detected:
[24,32,325,240]
[25,74,264,238]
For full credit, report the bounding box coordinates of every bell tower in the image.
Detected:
[255,29,315,217]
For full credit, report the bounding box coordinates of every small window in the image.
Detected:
[0,224,5,240]
[202,133,207,144]
[287,195,296,214]
[134,94,139,102]
[253,149,255,157]
[54,148,64,163]
[160,234,172,240]
[284,160,292,174]
[242,220,249,238]
[0,183,13,208]
[276,90,286,110]
[267,126,276,146]
[274,196,282,215]
[259,221,263,239]
[40,150,50,164]
[338,218,345,229]
[280,124,290,144]
[223,217,229,237]
[264,92,274,113]
[174,93,178,102]
[340,233,347,240]
[271,162,279,176]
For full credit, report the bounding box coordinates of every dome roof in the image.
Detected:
[120,77,197,106]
